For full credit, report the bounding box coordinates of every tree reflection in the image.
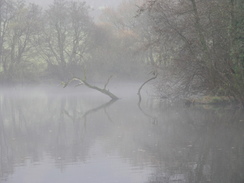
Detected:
[64,98,116,126]
[146,106,244,183]
[0,88,244,183]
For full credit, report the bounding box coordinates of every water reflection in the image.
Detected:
[0,87,244,183]
[146,105,244,183]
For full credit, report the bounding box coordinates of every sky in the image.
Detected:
[25,0,122,9]
[25,0,123,20]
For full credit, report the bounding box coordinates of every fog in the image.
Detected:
[0,0,244,182]
[25,0,122,11]
[1,86,244,183]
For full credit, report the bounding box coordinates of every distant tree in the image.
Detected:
[0,1,42,83]
[0,0,14,81]
[40,0,93,81]
[92,1,147,80]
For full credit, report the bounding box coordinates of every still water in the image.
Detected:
[0,85,244,183]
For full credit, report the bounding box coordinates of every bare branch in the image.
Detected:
[137,72,158,104]
[104,75,113,89]
[63,77,119,100]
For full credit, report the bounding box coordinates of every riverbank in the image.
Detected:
[185,96,241,107]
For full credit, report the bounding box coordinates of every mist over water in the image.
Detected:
[0,85,243,183]
[0,0,243,182]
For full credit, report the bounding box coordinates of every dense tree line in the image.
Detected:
[98,0,244,106]
[0,0,145,84]
[136,0,244,106]
[0,0,243,106]
[0,0,92,83]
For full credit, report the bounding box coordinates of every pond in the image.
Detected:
[0,85,244,183]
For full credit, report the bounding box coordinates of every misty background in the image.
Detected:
[0,0,244,183]
[0,0,243,107]
[25,0,123,19]
[25,0,122,8]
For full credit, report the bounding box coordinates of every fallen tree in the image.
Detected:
[62,76,119,100]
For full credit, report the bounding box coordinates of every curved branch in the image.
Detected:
[137,72,158,104]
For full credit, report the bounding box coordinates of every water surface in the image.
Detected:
[0,85,244,183]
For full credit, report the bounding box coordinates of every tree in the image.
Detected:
[139,0,244,106]
[40,0,93,81]
[0,0,43,83]
[91,1,148,81]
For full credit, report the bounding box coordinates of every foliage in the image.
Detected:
[0,1,44,83]
[0,0,147,84]
[139,0,244,106]
[90,3,146,81]
[0,0,94,83]
[40,0,93,81]
[0,0,243,108]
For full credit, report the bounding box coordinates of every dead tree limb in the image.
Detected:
[62,77,119,100]
[137,72,158,104]
[137,72,158,124]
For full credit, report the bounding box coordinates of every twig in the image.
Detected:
[104,75,113,89]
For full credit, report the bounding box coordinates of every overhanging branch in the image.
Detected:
[137,72,158,104]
